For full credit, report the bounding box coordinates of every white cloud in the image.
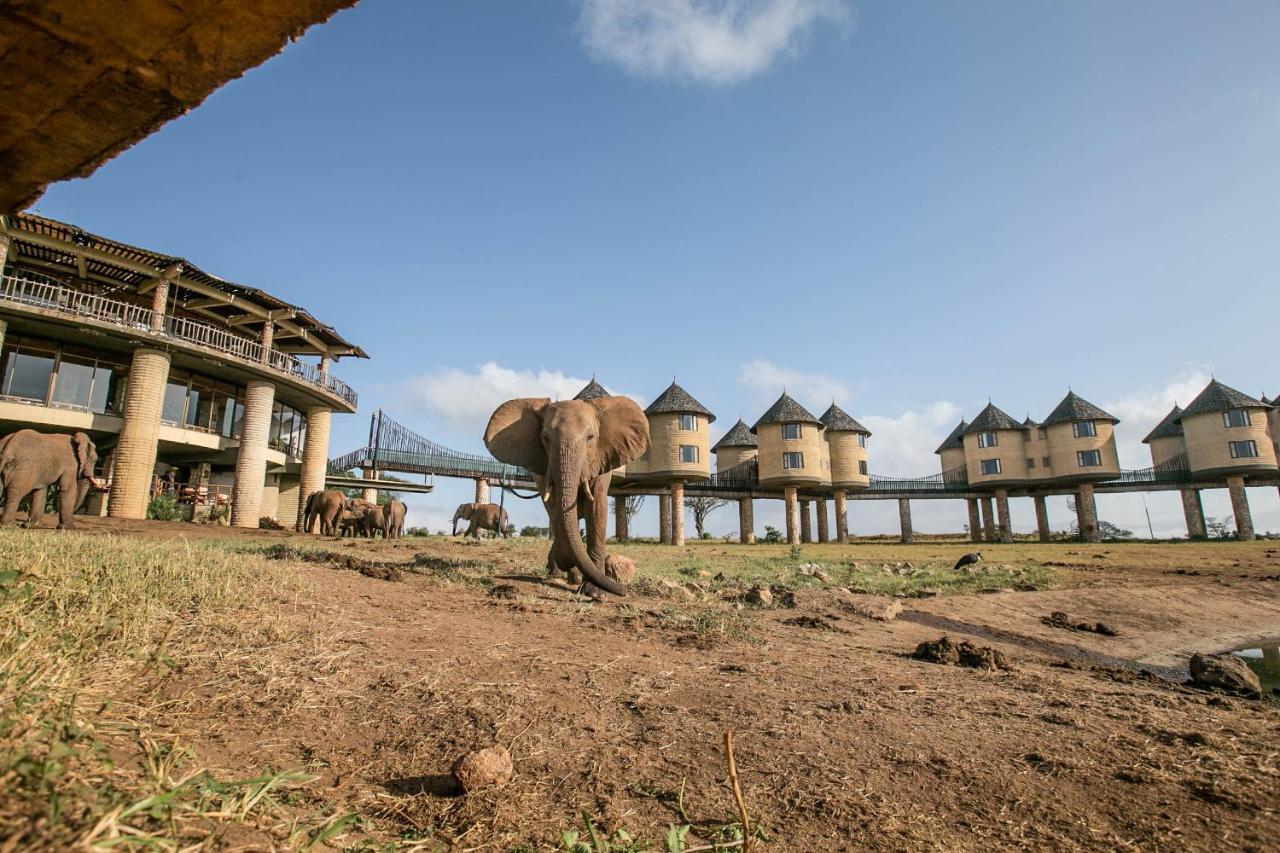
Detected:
[862,401,963,479]
[738,359,851,411]
[577,0,850,85]
[1101,367,1211,468]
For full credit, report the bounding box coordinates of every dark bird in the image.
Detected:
[953,552,983,571]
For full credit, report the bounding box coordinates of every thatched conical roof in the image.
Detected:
[644,381,715,423]
[574,378,610,401]
[712,419,758,451]
[962,402,1023,434]
[935,419,969,454]
[819,403,871,435]
[752,393,822,432]
[1042,391,1119,425]
[1142,406,1185,443]
[1178,379,1269,419]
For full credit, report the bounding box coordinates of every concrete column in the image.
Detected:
[277,476,301,527]
[108,347,171,519]
[319,353,331,377]
[296,406,332,530]
[784,487,800,545]
[670,481,685,546]
[1075,483,1100,543]
[738,497,755,544]
[994,489,1012,543]
[898,498,914,544]
[834,490,848,543]
[0,318,7,354]
[815,498,829,543]
[980,497,996,542]
[799,500,812,543]
[614,496,629,541]
[260,481,280,521]
[659,492,672,544]
[1180,488,1206,540]
[361,467,378,504]
[1226,476,1255,541]
[474,478,490,505]
[1034,495,1051,542]
[230,379,276,527]
[966,498,981,543]
[148,279,169,333]
[259,321,274,364]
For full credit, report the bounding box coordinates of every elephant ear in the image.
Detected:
[484,398,550,472]
[589,396,649,474]
[73,432,95,479]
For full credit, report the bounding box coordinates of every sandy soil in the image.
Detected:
[73,519,1280,849]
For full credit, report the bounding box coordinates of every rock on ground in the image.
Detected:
[843,595,904,621]
[745,585,774,607]
[1189,653,1262,697]
[451,745,514,793]
[605,555,636,584]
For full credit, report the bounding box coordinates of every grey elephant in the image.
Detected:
[0,429,106,529]
[382,498,406,539]
[303,489,347,535]
[484,395,648,597]
[360,503,386,538]
[452,501,510,538]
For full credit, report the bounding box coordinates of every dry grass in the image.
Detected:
[0,530,358,849]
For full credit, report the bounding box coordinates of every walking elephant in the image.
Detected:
[0,429,106,529]
[484,395,648,597]
[452,502,509,539]
[303,489,347,535]
[383,498,407,539]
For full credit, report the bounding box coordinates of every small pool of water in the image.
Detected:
[1232,643,1280,695]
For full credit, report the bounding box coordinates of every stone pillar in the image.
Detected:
[799,500,812,543]
[361,467,378,504]
[834,490,848,543]
[1075,483,1100,543]
[815,498,829,543]
[0,318,7,355]
[230,379,276,527]
[1180,488,1206,540]
[966,498,981,543]
[659,492,672,544]
[784,487,800,545]
[738,497,755,544]
[670,481,685,546]
[148,279,169,333]
[1226,476,1255,541]
[108,347,171,519]
[296,406,332,530]
[259,321,274,363]
[319,353,331,377]
[1034,495,1051,542]
[994,489,1012,543]
[277,476,301,527]
[614,496,629,541]
[898,498,914,544]
[980,497,996,542]
[260,480,280,521]
[475,478,490,505]
[0,231,10,273]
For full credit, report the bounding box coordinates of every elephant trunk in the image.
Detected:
[74,478,92,513]
[551,444,623,596]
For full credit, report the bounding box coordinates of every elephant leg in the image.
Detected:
[1,477,30,526]
[27,486,48,528]
[56,478,78,529]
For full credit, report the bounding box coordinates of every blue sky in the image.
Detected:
[31,0,1280,536]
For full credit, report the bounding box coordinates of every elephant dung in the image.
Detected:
[451,745,514,793]
[605,555,636,584]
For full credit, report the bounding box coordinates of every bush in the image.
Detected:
[406,526,432,537]
[520,525,550,538]
[146,493,184,521]
[762,525,783,544]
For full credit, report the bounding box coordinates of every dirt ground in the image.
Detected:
[69,519,1280,849]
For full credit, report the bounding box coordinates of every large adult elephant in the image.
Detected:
[452,502,509,538]
[303,489,347,535]
[0,429,105,528]
[383,498,407,539]
[484,396,648,597]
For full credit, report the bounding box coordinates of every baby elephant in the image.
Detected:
[452,502,509,539]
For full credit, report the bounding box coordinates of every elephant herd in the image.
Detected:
[303,489,406,539]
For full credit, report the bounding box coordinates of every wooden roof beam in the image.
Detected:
[137,262,184,294]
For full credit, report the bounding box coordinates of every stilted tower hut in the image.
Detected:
[712,419,758,544]
[634,381,714,546]
[821,403,870,543]
[753,393,825,545]
[1142,405,1186,468]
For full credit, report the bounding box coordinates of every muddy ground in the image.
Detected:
[70,519,1280,849]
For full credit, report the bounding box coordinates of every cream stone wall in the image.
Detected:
[715,446,758,472]
[1267,407,1280,459]
[639,412,710,481]
[1021,428,1053,481]
[963,429,1029,487]
[826,431,869,489]
[1148,435,1187,469]
[1045,421,1120,481]
[259,482,280,521]
[757,422,826,488]
[1182,409,1278,477]
[277,475,301,527]
[938,447,967,478]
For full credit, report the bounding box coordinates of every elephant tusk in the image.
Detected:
[88,477,109,491]
[582,478,594,503]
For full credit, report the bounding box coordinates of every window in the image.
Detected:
[1042,456,1051,468]
[187,377,216,431]
[269,401,308,455]
[977,431,998,448]
[1229,440,1259,459]
[1223,409,1251,428]
[1026,458,1036,469]
[782,452,804,469]
[856,433,867,448]
[1073,421,1097,438]
[1077,449,1103,467]
[678,413,697,431]
[2,339,56,402]
[782,423,802,440]
[1038,427,1047,440]
[679,445,698,463]
[50,350,96,409]
[161,371,190,425]
[979,459,1002,476]
[858,460,868,475]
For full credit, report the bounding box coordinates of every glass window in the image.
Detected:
[230,396,245,439]
[213,385,237,437]
[1042,456,1051,467]
[980,459,1002,476]
[1077,449,1102,467]
[678,414,697,431]
[162,371,190,424]
[50,350,96,409]
[1027,458,1036,469]
[3,340,56,402]
[858,460,868,475]
[977,431,998,448]
[90,360,124,415]
[1073,421,1097,438]
[679,445,698,463]
[782,423,801,440]
[187,377,216,430]
[1038,427,1047,440]
[270,402,289,449]
[782,451,804,469]
[1223,409,1250,428]
[1229,440,1258,459]
[856,433,867,448]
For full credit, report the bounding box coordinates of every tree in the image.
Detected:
[341,470,407,506]
[1205,516,1235,539]
[684,495,729,539]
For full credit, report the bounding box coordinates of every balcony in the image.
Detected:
[0,273,357,408]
